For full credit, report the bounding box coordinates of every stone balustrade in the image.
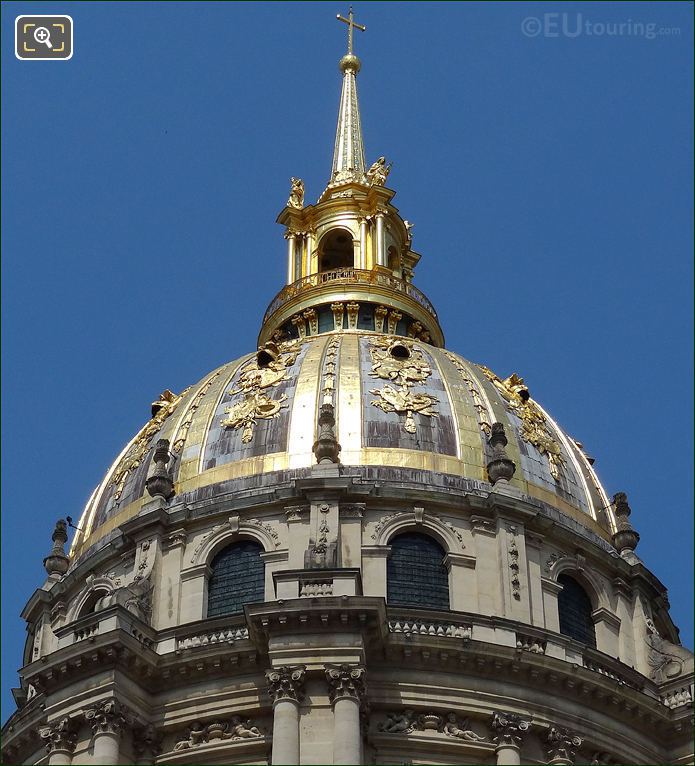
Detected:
[47,603,659,705]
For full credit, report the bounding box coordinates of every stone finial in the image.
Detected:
[265,665,307,706]
[325,664,367,705]
[611,492,640,557]
[312,403,341,464]
[43,520,70,578]
[487,422,516,484]
[145,439,175,501]
[546,725,582,764]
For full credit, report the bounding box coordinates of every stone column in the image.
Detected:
[545,726,583,765]
[491,711,531,766]
[375,213,385,267]
[326,663,367,765]
[39,717,77,766]
[84,699,128,765]
[266,665,306,766]
[286,232,297,284]
[359,219,368,269]
[305,231,314,276]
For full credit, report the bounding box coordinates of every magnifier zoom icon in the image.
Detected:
[34,26,53,48]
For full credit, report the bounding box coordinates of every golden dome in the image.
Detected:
[71,332,615,560]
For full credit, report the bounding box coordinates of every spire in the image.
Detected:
[330,8,367,186]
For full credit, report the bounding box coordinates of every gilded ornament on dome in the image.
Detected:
[371,384,438,434]
[111,388,189,502]
[477,365,565,480]
[368,337,431,386]
[368,337,438,434]
[220,339,301,443]
[221,391,288,443]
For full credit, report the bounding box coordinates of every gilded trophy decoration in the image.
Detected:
[478,365,565,480]
[368,337,438,434]
[111,388,188,501]
[221,340,302,443]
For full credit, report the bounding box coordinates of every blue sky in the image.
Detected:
[1,1,692,719]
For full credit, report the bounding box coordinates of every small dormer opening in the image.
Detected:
[319,228,354,272]
[389,342,411,360]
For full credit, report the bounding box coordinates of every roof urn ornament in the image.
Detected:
[43,519,70,578]
[487,422,516,484]
[145,438,175,501]
[313,403,341,464]
[611,491,640,557]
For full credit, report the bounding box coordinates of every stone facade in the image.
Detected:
[2,470,693,764]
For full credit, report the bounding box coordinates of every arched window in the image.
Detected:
[387,533,449,610]
[557,574,596,647]
[207,540,265,618]
[78,589,109,617]
[319,229,354,272]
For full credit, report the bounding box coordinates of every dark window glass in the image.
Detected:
[557,574,596,647]
[207,541,265,617]
[395,318,408,337]
[357,304,375,330]
[318,306,334,333]
[387,533,449,610]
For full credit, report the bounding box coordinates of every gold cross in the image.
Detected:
[336,7,366,55]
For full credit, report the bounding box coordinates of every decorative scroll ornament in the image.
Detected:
[111,388,188,501]
[645,617,691,683]
[368,338,438,434]
[478,366,565,480]
[378,711,485,741]
[507,526,521,600]
[443,352,492,435]
[172,370,222,453]
[265,665,307,704]
[221,340,301,443]
[174,717,262,750]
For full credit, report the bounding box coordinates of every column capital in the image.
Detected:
[84,699,129,736]
[39,717,78,754]
[266,665,307,705]
[325,663,367,705]
[545,725,582,764]
[491,710,531,747]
